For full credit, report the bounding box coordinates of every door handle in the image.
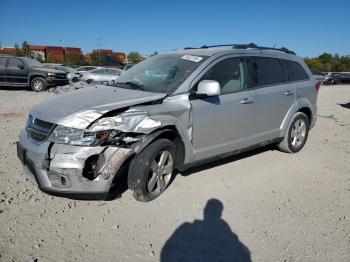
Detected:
[240,98,254,104]
[284,90,294,96]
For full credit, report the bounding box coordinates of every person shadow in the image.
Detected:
[160,199,251,262]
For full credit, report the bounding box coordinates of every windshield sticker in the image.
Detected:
[181,55,203,62]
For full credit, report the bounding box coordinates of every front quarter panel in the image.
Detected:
[134,94,195,163]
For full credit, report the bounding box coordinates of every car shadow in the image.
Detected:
[339,102,350,109]
[0,86,31,91]
[178,144,275,177]
[160,198,251,262]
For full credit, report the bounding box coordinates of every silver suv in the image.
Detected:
[17,44,318,202]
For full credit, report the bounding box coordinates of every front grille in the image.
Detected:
[27,116,55,142]
[34,118,54,130]
[54,74,68,79]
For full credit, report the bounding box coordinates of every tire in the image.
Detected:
[30,77,47,92]
[325,78,333,85]
[278,112,309,153]
[128,138,176,202]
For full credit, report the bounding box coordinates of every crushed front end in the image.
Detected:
[16,112,152,200]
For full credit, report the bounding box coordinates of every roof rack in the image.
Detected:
[184,43,296,55]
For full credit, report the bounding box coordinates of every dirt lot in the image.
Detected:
[0,85,349,262]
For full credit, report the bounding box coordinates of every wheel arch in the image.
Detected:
[133,126,186,168]
[280,99,315,137]
[28,74,46,84]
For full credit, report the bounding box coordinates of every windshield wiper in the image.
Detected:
[116,81,146,91]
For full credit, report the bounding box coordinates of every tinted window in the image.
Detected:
[247,57,284,88]
[0,57,6,67]
[198,57,245,94]
[281,59,309,82]
[7,58,24,68]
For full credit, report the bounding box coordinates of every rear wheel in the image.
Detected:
[278,112,309,153]
[325,78,333,85]
[30,77,47,92]
[128,138,176,202]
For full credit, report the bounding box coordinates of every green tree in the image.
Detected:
[127,51,143,63]
[64,53,85,66]
[22,41,31,58]
[89,51,108,66]
[14,43,23,56]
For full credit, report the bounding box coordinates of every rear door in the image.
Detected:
[6,57,28,84]
[0,57,6,84]
[190,56,257,160]
[245,56,295,140]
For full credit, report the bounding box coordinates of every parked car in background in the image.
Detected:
[324,72,338,85]
[76,66,98,73]
[80,68,123,84]
[333,72,350,84]
[44,63,79,82]
[0,55,69,91]
[123,63,135,71]
[311,70,326,84]
[17,43,318,202]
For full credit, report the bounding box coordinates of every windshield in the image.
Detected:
[115,54,208,93]
[22,58,43,67]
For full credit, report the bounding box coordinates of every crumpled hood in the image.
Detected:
[31,85,167,129]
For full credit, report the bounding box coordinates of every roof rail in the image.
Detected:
[184,43,296,55]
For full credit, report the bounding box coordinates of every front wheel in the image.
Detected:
[30,77,47,92]
[128,138,176,202]
[278,112,309,153]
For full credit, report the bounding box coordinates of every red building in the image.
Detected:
[64,47,82,56]
[45,46,64,63]
[113,52,126,64]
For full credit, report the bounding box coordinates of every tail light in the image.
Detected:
[315,82,321,92]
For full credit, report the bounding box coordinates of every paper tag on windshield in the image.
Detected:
[181,55,203,62]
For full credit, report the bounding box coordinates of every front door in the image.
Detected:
[5,57,28,84]
[191,56,258,160]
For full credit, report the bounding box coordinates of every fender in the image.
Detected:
[280,98,315,137]
[28,72,47,85]
[132,126,195,165]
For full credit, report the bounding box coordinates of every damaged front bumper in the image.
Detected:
[17,129,132,200]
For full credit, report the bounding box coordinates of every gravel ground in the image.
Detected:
[0,85,349,262]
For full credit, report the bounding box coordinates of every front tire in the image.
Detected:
[128,138,176,202]
[278,112,309,153]
[30,77,47,92]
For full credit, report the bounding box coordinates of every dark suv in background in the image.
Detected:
[0,55,69,91]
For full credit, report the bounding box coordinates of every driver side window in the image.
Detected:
[199,57,245,94]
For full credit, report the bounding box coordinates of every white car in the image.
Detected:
[80,68,123,84]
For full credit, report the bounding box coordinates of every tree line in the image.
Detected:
[304,53,350,72]
[0,41,143,66]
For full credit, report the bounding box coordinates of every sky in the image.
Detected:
[0,0,349,57]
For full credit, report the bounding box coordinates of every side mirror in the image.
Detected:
[17,64,25,70]
[197,80,221,96]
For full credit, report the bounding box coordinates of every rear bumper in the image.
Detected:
[17,129,131,200]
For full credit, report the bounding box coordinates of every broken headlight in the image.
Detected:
[49,125,111,146]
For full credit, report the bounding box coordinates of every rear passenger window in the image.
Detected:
[198,57,246,94]
[281,59,309,82]
[247,57,284,88]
